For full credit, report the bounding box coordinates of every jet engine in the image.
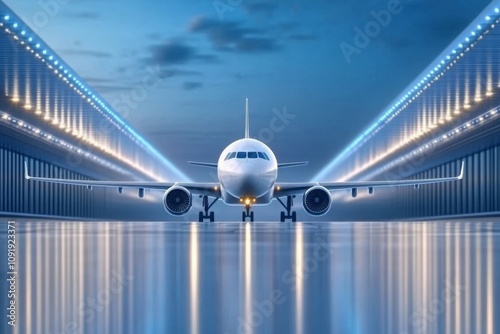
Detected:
[303,186,332,216]
[163,186,192,215]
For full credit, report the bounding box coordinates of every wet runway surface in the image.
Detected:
[0,219,499,334]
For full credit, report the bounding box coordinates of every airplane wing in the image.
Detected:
[274,160,465,197]
[24,161,221,197]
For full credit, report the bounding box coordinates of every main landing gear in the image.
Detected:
[199,195,218,222]
[242,204,254,222]
[277,195,297,222]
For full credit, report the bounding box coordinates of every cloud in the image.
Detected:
[91,85,133,93]
[57,49,112,58]
[151,41,194,64]
[84,77,112,83]
[245,2,278,15]
[235,37,277,52]
[158,69,202,79]
[183,82,203,90]
[82,77,132,93]
[189,16,279,53]
[64,11,99,20]
[148,40,218,66]
[288,33,317,41]
[273,21,298,32]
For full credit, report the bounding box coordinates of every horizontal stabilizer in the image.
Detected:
[278,162,309,169]
[188,161,218,168]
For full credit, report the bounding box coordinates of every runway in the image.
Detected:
[0,219,498,334]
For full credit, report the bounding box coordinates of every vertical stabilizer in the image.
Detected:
[245,98,250,138]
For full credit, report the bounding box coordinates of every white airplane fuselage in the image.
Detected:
[217,138,277,205]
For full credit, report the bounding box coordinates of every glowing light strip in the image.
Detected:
[1,7,191,181]
[314,2,500,181]
[359,106,500,181]
[0,109,130,175]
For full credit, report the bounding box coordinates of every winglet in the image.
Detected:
[245,98,249,139]
[458,160,465,180]
[24,160,30,180]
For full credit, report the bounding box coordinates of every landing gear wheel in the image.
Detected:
[277,195,297,223]
[242,205,254,222]
[199,195,219,222]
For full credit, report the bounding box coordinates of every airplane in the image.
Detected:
[24,98,465,222]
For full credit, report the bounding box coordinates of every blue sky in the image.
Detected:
[4,0,494,181]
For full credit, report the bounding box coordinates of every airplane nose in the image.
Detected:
[240,174,258,189]
[237,173,272,198]
[220,161,277,199]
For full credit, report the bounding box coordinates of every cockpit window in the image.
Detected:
[228,151,270,160]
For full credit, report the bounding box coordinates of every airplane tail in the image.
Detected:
[245,98,249,138]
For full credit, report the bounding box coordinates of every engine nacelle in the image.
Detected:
[163,186,192,216]
[303,186,332,216]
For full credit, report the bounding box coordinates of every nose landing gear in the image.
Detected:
[242,205,254,222]
[240,197,256,222]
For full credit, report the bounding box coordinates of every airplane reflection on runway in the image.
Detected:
[1,220,497,334]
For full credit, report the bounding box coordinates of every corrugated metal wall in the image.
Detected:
[0,147,106,218]
[396,145,500,217]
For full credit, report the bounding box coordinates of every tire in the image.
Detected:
[209,211,215,222]
[198,212,203,222]
[280,211,285,222]
[250,211,254,222]
[242,212,246,222]
[291,211,297,223]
